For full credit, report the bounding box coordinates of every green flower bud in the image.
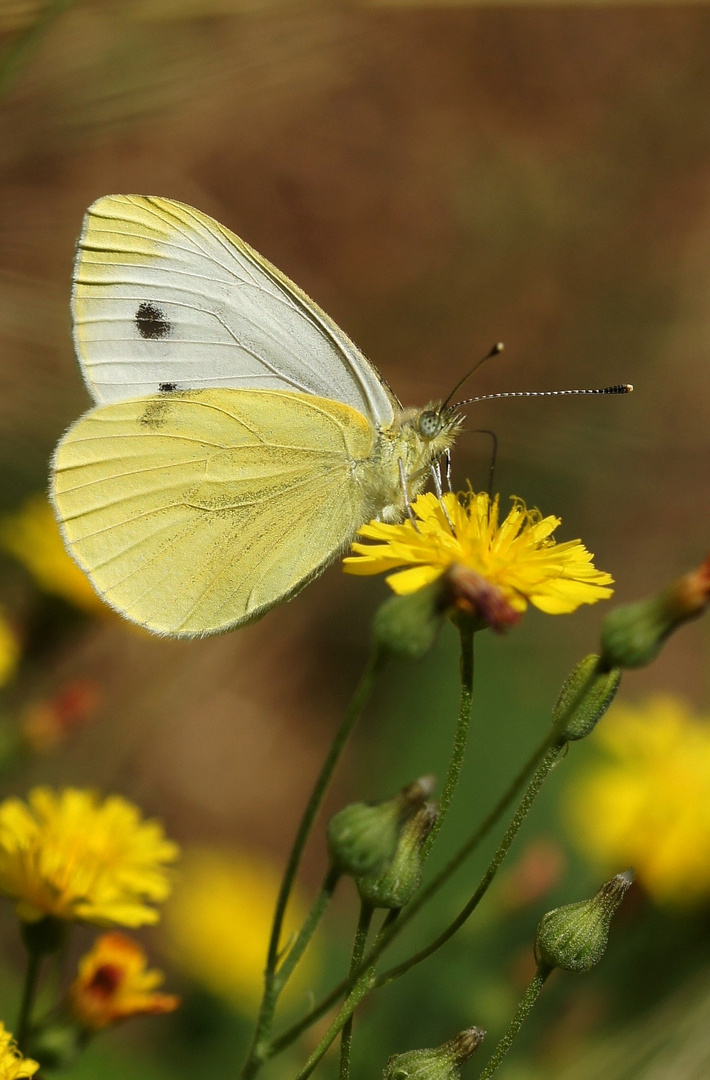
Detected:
[373,582,448,660]
[535,870,634,973]
[357,801,438,909]
[383,1027,486,1080]
[552,654,622,742]
[600,557,710,670]
[327,776,435,879]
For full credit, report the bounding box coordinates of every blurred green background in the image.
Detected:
[1,2,710,1078]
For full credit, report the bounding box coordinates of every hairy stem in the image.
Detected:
[16,948,43,1052]
[292,744,563,1079]
[338,903,374,1080]
[422,620,475,859]
[476,964,552,1079]
[268,730,561,1058]
[240,649,384,1079]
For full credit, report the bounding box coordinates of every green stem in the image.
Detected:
[378,745,562,986]
[338,903,374,1080]
[241,649,383,1080]
[268,911,398,1060]
[275,866,340,992]
[476,964,552,1079]
[292,744,563,1080]
[0,0,75,98]
[16,947,43,1051]
[422,620,475,859]
[268,730,560,1059]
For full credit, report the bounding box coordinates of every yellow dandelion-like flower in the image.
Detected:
[0,788,179,926]
[163,847,315,1016]
[69,932,179,1030]
[565,696,710,906]
[344,490,613,615]
[0,1022,38,1079]
[0,611,20,689]
[0,495,105,614]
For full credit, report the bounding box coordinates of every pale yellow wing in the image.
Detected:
[51,389,377,637]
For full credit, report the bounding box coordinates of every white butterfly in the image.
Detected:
[50,195,460,637]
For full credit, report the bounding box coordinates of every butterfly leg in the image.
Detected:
[398,458,420,531]
[430,464,455,533]
[444,448,453,492]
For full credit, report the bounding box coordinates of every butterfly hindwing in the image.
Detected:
[51,389,377,636]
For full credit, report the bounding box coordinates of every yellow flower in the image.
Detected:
[0,611,19,688]
[0,495,105,614]
[0,788,179,926]
[565,696,710,906]
[69,932,179,1030]
[163,847,315,1016]
[0,1022,38,1079]
[344,490,613,615]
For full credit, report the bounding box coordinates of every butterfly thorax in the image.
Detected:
[357,403,461,524]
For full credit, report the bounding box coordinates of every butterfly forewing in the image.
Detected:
[72,195,396,427]
[51,389,377,636]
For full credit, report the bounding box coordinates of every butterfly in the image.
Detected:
[50,196,461,637]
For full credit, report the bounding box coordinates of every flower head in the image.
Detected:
[565,696,710,905]
[69,932,179,1030]
[344,490,613,616]
[0,788,178,926]
[0,1022,38,1079]
[164,847,315,1014]
[0,495,105,614]
[0,611,19,689]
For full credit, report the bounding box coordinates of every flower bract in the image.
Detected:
[69,932,179,1030]
[0,788,178,926]
[0,1022,38,1079]
[344,490,613,615]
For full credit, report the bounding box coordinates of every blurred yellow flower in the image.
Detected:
[0,1021,38,1078]
[164,847,315,1016]
[344,490,613,615]
[0,611,19,688]
[566,696,710,906]
[0,788,179,926]
[70,931,179,1030]
[0,495,105,614]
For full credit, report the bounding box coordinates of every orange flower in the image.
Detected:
[69,932,179,1030]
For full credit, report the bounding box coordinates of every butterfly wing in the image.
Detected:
[51,389,378,636]
[72,195,396,428]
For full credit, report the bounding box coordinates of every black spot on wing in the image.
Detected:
[159,382,177,392]
[136,301,171,340]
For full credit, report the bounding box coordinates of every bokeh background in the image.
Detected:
[1,2,710,1078]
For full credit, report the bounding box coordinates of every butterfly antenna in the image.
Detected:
[441,342,505,411]
[452,383,633,410]
[469,429,499,498]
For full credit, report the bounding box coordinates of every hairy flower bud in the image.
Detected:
[383,1027,486,1080]
[357,802,438,909]
[327,776,435,879]
[600,556,710,670]
[552,654,622,742]
[373,582,448,660]
[535,870,634,973]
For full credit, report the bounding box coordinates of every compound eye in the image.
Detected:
[419,411,442,440]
